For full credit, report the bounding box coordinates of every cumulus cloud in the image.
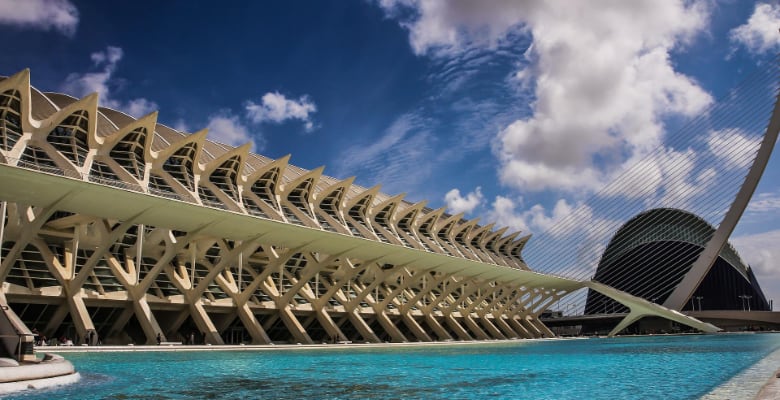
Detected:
[378,0,527,56]
[497,4,711,193]
[173,112,261,150]
[730,3,780,55]
[61,46,158,118]
[706,129,761,170]
[594,144,719,215]
[487,195,576,235]
[380,1,713,195]
[125,99,158,120]
[444,187,483,215]
[731,229,780,305]
[655,148,705,208]
[0,0,78,36]
[205,112,260,150]
[245,92,317,131]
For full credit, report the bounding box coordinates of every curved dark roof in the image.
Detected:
[601,208,748,278]
[585,208,769,314]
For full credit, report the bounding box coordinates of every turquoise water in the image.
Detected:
[9,333,780,399]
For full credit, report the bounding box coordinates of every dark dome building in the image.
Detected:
[585,208,770,316]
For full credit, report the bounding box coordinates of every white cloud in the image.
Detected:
[205,112,261,151]
[498,159,602,193]
[605,156,664,200]
[601,145,718,210]
[380,1,713,194]
[747,191,780,213]
[125,99,158,120]
[90,46,122,65]
[487,195,531,233]
[245,92,317,131]
[444,187,483,215]
[379,0,527,56]
[173,119,190,133]
[61,46,158,118]
[0,0,78,36]
[656,148,701,208]
[487,196,577,235]
[731,229,780,305]
[730,3,780,55]
[706,129,761,170]
[61,47,120,99]
[497,7,711,193]
[732,230,780,276]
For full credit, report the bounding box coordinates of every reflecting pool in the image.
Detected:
[9,333,780,399]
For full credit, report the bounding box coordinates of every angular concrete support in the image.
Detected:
[664,85,780,311]
[444,314,472,340]
[374,310,407,343]
[492,315,520,339]
[586,281,719,334]
[261,313,280,332]
[278,306,313,344]
[236,303,271,344]
[0,202,67,282]
[401,313,432,342]
[424,313,452,341]
[347,309,380,343]
[462,315,490,340]
[133,296,165,344]
[315,309,348,342]
[608,311,646,337]
[477,316,506,339]
[188,301,225,345]
[517,317,542,338]
[529,317,555,338]
[214,311,238,333]
[507,317,533,339]
[401,271,447,314]
[162,309,190,338]
[65,289,95,345]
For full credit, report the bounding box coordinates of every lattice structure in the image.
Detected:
[0,70,714,345]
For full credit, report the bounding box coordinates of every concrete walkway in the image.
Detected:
[756,368,780,400]
[36,337,573,353]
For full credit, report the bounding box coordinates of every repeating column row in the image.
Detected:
[0,70,529,270]
[1,203,561,345]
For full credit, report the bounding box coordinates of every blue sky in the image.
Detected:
[1,0,780,302]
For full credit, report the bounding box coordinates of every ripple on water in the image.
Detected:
[703,344,780,400]
[8,333,780,400]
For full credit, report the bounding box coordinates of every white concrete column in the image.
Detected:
[236,303,271,344]
[347,309,380,343]
[188,301,224,345]
[373,310,407,342]
[132,296,165,344]
[314,308,348,342]
[443,314,472,340]
[423,314,453,341]
[400,313,432,341]
[278,306,313,344]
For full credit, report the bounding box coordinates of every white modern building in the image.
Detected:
[0,69,714,346]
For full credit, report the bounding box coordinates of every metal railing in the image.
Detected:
[0,154,519,270]
[0,333,34,362]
